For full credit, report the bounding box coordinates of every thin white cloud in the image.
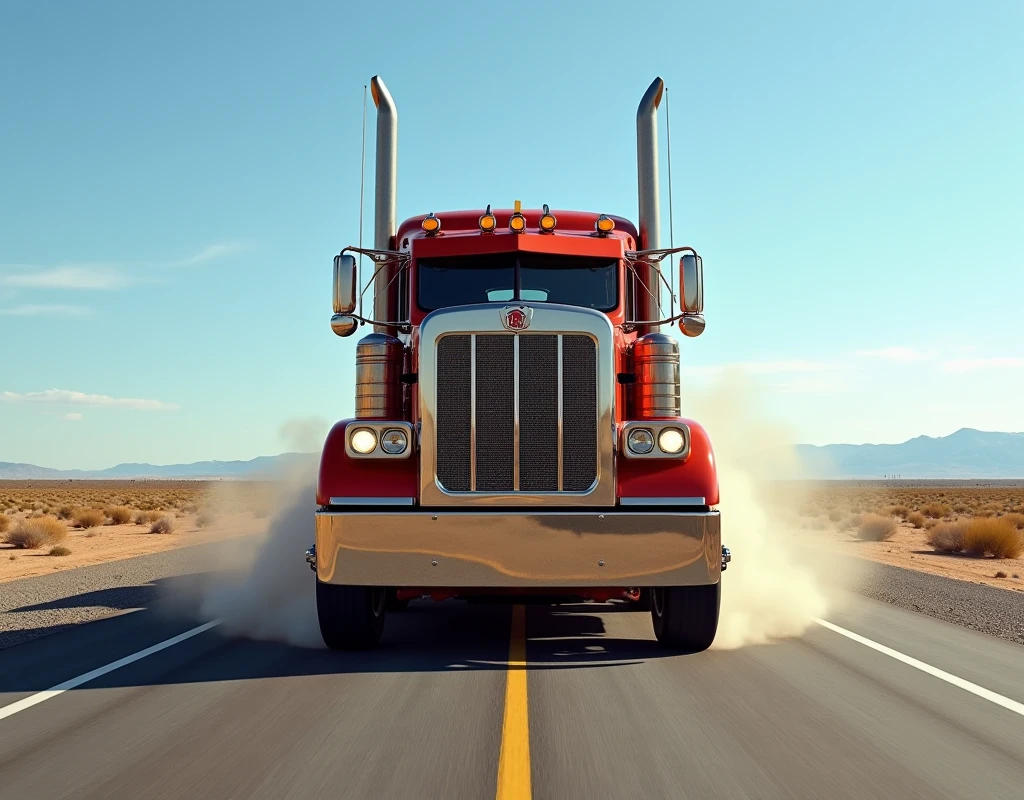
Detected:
[1,389,179,411]
[683,359,840,378]
[0,265,130,290]
[0,304,93,317]
[169,242,246,266]
[62,412,83,421]
[942,357,1024,373]
[855,346,930,362]
[0,242,246,291]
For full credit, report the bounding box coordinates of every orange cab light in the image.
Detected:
[479,205,497,233]
[509,212,527,233]
[421,213,441,234]
[595,214,615,235]
[539,204,557,233]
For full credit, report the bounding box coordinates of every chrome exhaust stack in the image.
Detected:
[636,77,664,333]
[370,75,398,332]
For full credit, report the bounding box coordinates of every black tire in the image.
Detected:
[316,581,386,650]
[651,583,720,652]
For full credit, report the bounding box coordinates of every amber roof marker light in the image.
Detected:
[421,213,441,235]
[479,204,497,233]
[539,204,557,233]
[595,214,615,236]
[509,199,526,233]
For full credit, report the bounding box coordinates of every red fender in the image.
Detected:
[317,420,419,506]
[616,419,720,505]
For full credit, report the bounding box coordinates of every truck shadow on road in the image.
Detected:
[0,575,688,694]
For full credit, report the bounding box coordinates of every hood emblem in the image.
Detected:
[501,305,533,331]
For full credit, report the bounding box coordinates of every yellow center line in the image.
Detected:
[496,604,531,800]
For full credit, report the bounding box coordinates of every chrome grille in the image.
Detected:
[435,333,597,494]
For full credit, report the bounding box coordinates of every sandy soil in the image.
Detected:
[0,512,268,583]
[824,521,1024,593]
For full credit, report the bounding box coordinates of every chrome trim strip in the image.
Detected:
[419,303,616,507]
[315,509,721,587]
[619,496,706,506]
[513,335,520,492]
[557,334,564,492]
[470,334,477,492]
[328,497,416,506]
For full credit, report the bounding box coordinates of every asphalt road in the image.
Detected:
[2,577,1024,800]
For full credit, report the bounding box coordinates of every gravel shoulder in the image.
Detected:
[0,534,257,650]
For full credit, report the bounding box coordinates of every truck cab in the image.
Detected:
[309,77,729,651]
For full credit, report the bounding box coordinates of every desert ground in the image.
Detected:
[0,481,273,582]
[787,480,1024,592]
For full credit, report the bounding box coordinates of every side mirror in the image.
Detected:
[333,254,357,314]
[679,252,704,314]
[332,254,358,338]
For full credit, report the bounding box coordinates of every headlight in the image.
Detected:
[627,428,655,455]
[658,428,686,454]
[350,428,378,454]
[380,428,408,455]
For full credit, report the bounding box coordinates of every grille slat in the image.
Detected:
[562,336,598,491]
[518,335,559,491]
[474,336,515,491]
[435,332,597,494]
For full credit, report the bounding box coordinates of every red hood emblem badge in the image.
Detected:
[501,305,533,331]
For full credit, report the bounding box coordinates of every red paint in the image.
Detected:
[616,419,720,506]
[317,420,418,506]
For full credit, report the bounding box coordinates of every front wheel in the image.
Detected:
[651,583,720,652]
[316,581,386,650]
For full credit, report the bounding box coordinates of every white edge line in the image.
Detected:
[813,617,1024,718]
[0,619,222,722]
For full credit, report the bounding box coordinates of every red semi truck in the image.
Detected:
[307,76,729,651]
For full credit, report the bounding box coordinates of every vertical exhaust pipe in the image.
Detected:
[636,77,664,333]
[370,76,397,331]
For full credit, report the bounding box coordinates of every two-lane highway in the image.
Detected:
[1,588,1023,799]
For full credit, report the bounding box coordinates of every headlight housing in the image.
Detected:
[627,428,655,455]
[658,428,685,455]
[350,428,378,454]
[380,428,408,455]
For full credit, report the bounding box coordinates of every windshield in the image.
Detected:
[417,253,618,312]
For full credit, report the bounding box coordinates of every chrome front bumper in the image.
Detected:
[314,510,721,588]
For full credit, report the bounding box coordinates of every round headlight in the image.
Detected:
[350,428,377,454]
[658,428,686,454]
[380,428,408,455]
[627,428,655,455]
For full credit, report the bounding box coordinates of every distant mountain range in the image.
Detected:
[0,453,316,480]
[796,429,1024,479]
[2,429,1022,480]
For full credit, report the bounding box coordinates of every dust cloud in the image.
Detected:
[192,420,326,648]
[686,373,853,649]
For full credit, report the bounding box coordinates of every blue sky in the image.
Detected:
[2,0,1022,469]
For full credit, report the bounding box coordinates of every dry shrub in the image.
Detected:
[921,503,950,519]
[858,514,898,542]
[995,570,1008,579]
[0,513,9,534]
[886,505,910,520]
[74,508,106,529]
[197,509,217,528]
[907,511,926,529]
[57,505,75,520]
[49,545,71,557]
[105,505,133,525]
[963,518,1023,559]
[150,516,175,534]
[927,521,967,553]
[827,509,842,522]
[1002,513,1024,531]
[4,516,68,549]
